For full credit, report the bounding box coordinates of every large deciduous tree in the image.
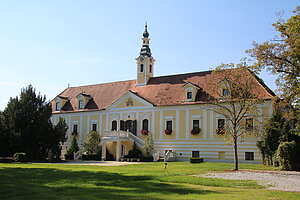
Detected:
[207,64,263,170]
[246,6,300,134]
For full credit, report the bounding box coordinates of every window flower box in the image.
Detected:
[164,129,172,135]
[141,129,149,135]
[191,128,201,135]
[216,128,225,135]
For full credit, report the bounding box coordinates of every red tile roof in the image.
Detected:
[52,68,274,113]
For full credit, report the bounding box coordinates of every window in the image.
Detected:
[166,120,172,131]
[78,100,84,109]
[192,151,200,158]
[187,92,192,99]
[55,101,61,111]
[245,118,253,131]
[73,124,78,134]
[92,123,97,132]
[142,119,149,130]
[222,89,229,96]
[192,120,199,129]
[140,64,144,72]
[111,120,117,131]
[217,119,225,134]
[245,152,254,160]
[149,65,152,73]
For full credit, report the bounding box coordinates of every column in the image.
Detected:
[102,141,106,161]
[116,140,121,161]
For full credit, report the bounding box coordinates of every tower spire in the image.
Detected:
[140,23,151,56]
[143,22,149,38]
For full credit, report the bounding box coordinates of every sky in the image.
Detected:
[0,0,299,110]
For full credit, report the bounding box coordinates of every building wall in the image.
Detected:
[53,101,273,162]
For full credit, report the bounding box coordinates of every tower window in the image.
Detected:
[140,64,144,72]
[187,92,192,99]
[78,100,84,109]
[149,65,152,73]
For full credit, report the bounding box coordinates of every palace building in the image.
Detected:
[51,25,274,162]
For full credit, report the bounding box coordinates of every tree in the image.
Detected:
[143,134,154,156]
[207,64,262,170]
[66,136,79,158]
[2,85,53,160]
[82,131,101,155]
[48,118,68,161]
[246,7,300,134]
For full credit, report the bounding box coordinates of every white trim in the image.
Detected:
[152,111,155,136]
[176,110,179,140]
[80,116,83,140]
[91,120,98,123]
[185,108,189,139]
[99,114,102,136]
[72,121,79,124]
[203,109,207,139]
[67,116,71,141]
[87,115,90,134]
[164,116,174,120]
[210,110,214,139]
[159,111,163,139]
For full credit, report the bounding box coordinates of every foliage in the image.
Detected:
[105,149,114,161]
[143,134,154,156]
[257,108,300,170]
[247,7,300,135]
[276,141,299,170]
[65,136,79,159]
[208,64,262,170]
[164,129,172,135]
[14,152,27,162]
[48,118,68,161]
[190,157,204,163]
[82,131,101,155]
[82,153,102,160]
[1,85,56,160]
[127,142,142,158]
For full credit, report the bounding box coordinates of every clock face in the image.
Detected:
[140,57,144,62]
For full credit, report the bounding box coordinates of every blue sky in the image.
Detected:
[0,1,298,110]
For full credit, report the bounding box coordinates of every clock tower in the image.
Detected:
[136,23,155,86]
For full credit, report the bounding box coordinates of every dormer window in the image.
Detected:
[183,82,200,102]
[78,100,84,109]
[222,89,229,96]
[55,101,61,111]
[187,92,192,100]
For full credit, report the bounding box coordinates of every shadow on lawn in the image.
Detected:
[0,167,217,200]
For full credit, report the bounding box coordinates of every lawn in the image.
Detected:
[0,162,299,200]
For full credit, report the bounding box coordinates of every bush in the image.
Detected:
[190,157,204,164]
[105,149,114,161]
[277,141,299,170]
[64,153,73,160]
[127,142,142,158]
[14,152,27,163]
[140,156,154,162]
[191,128,201,135]
[82,153,102,161]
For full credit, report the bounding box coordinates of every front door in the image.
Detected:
[125,120,137,135]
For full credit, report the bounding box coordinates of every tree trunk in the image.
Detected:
[234,138,238,170]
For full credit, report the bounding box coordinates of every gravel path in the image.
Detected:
[200,170,300,192]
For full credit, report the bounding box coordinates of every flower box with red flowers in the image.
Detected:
[141,129,149,135]
[164,129,172,135]
[191,128,201,135]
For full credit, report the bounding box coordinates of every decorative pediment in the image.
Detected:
[53,96,68,111]
[107,91,153,110]
[76,93,91,109]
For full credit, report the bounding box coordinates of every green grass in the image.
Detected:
[0,162,299,200]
